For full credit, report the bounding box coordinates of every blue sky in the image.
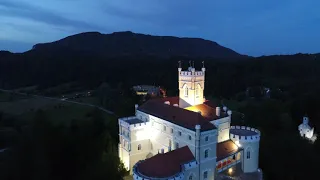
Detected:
[0,0,319,56]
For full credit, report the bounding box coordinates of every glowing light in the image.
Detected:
[184,106,200,112]
[228,168,233,175]
[235,140,241,148]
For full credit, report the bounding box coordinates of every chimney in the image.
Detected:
[216,107,221,116]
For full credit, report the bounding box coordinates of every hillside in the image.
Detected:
[30,31,245,59]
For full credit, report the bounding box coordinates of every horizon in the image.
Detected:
[1,0,320,56]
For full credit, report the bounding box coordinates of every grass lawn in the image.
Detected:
[0,94,116,126]
[0,92,10,101]
[0,91,29,102]
[73,96,100,106]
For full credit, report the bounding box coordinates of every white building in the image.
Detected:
[298,116,317,142]
[118,64,261,180]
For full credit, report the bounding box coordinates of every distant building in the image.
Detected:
[119,64,262,180]
[298,116,317,142]
[132,85,160,96]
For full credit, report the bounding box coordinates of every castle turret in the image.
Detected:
[178,61,205,108]
[230,126,260,173]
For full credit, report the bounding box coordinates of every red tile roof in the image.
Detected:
[148,96,180,105]
[185,103,228,120]
[136,146,195,178]
[137,98,216,131]
[216,140,240,161]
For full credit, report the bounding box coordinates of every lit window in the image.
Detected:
[138,144,141,151]
[247,150,250,159]
[196,84,201,97]
[184,87,188,97]
[205,150,209,158]
[163,125,166,131]
[189,175,193,180]
[179,131,182,136]
[205,136,209,141]
[203,171,208,179]
[189,135,192,140]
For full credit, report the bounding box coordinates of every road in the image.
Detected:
[0,89,115,115]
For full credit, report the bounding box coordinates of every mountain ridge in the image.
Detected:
[27,31,246,59]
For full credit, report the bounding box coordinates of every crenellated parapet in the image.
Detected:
[230,126,260,142]
[183,160,198,170]
[119,116,150,131]
[179,71,204,76]
[130,122,150,130]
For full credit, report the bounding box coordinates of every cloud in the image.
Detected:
[0,0,107,32]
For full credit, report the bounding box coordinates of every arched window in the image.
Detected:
[204,149,209,158]
[189,175,193,180]
[138,144,141,151]
[196,84,201,97]
[184,87,188,97]
[203,171,208,179]
[205,136,209,141]
[247,149,251,159]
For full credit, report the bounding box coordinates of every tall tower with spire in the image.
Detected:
[178,61,206,108]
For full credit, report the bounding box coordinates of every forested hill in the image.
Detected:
[29,31,245,59]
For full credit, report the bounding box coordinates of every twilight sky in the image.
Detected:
[0,0,319,56]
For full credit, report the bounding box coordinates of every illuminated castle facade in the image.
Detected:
[118,63,261,180]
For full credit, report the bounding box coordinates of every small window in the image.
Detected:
[184,87,188,97]
[247,150,250,159]
[163,125,166,131]
[189,175,193,180]
[179,131,182,136]
[171,128,174,133]
[138,144,141,151]
[176,142,179,149]
[204,149,209,158]
[205,136,209,141]
[203,171,208,179]
[189,135,192,140]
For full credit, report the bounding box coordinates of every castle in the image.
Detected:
[118,63,261,180]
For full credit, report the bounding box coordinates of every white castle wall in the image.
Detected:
[211,116,231,143]
[230,126,260,173]
[119,117,152,174]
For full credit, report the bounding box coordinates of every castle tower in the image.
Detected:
[178,61,205,108]
[230,126,261,173]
